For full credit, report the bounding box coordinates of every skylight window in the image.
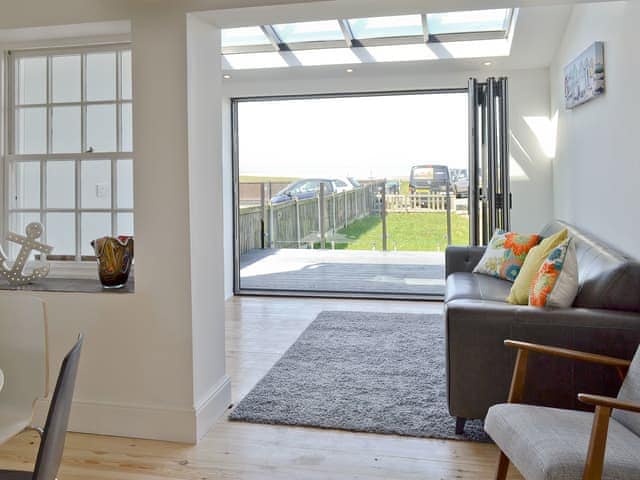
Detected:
[273,20,344,43]
[427,9,510,35]
[348,15,424,39]
[220,8,516,70]
[294,48,360,66]
[224,52,288,70]
[221,27,271,48]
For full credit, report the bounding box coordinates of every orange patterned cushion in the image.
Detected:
[473,230,541,282]
[529,239,579,307]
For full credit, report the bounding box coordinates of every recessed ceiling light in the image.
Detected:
[223,74,232,79]
[346,68,354,73]
[483,61,492,66]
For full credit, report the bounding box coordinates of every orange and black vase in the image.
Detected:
[91,236,134,288]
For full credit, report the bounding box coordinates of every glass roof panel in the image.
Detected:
[221,27,271,47]
[223,52,288,70]
[427,9,510,35]
[348,15,423,39]
[273,20,344,43]
[294,48,360,66]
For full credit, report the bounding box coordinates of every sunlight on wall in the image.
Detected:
[509,155,529,180]
[524,111,558,159]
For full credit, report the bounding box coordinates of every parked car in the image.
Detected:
[452,171,469,198]
[332,177,356,193]
[385,180,400,194]
[347,177,361,188]
[409,165,452,194]
[270,178,337,204]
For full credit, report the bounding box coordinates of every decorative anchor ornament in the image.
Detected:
[0,222,53,286]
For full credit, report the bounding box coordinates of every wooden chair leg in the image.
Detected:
[495,451,510,480]
[582,406,611,480]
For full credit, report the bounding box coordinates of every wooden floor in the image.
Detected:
[0,296,523,479]
[240,249,446,296]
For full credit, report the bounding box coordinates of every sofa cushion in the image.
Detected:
[473,230,541,282]
[540,221,640,312]
[445,272,512,303]
[529,238,579,308]
[507,228,568,305]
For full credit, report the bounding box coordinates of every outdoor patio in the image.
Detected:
[239,248,446,296]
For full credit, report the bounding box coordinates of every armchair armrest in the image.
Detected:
[578,393,640,414]
[577,393,640,480]
[503,340,631,405]
[504,340,631,369]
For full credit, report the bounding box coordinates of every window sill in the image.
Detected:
[0,277,135,294]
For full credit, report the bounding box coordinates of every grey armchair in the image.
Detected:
[485,341,640,480]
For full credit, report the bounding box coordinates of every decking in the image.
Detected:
[239,248,445,296]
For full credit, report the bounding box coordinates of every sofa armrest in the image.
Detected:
[445,246,486,277]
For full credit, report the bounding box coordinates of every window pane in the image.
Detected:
[427,9,509,35]
[52,106,81,153]
[13,161,40,209]
[86,52,116,101]
[117,212,134,236]
[294,48,360,66]
[46,161,75,209]
[81,212,111,256]
[86,104,116,152]
[16,107,46,154]
[349,15,423,39]
[273,20,344,43]
[116,159,133,209]
[17,57,46,105]
[46,212,75,256]
[120,50,132,100]
[81,160,111,209]
[224,52,288,70]
[52,55,81,103]
[121,103,132,152]
[8,212,40,260]
[222,27,271,47]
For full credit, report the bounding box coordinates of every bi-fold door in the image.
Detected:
[468,77,511,245]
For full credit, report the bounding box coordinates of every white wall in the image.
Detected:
[550,1,639,258]
[222,66,554,293]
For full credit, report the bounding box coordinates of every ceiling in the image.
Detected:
[220,4,573,81]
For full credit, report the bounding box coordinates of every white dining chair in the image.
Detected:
[0,294,48,445]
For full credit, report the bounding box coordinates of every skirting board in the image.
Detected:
[33,375,232,443]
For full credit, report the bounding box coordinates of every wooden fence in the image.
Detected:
[238,183,381,254]
[385,193,457,212]
[238,182,461,255]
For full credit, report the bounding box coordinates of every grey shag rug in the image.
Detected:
[229,311,490,442]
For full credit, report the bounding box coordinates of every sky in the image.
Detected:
[237,92,469,180]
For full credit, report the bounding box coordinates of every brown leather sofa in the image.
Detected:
[444,220,640,434]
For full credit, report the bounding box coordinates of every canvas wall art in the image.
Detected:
[564,41,605,109]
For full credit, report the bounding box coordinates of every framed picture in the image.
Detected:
[564,41,605,109]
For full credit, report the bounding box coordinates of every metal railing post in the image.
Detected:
[260,182,266,249]
[319,183,326,249]
[381,180,388,251]
[295,198,301,248]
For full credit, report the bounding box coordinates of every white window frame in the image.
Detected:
[3,43,133,276]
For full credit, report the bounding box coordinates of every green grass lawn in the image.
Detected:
[326,212,469,251]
